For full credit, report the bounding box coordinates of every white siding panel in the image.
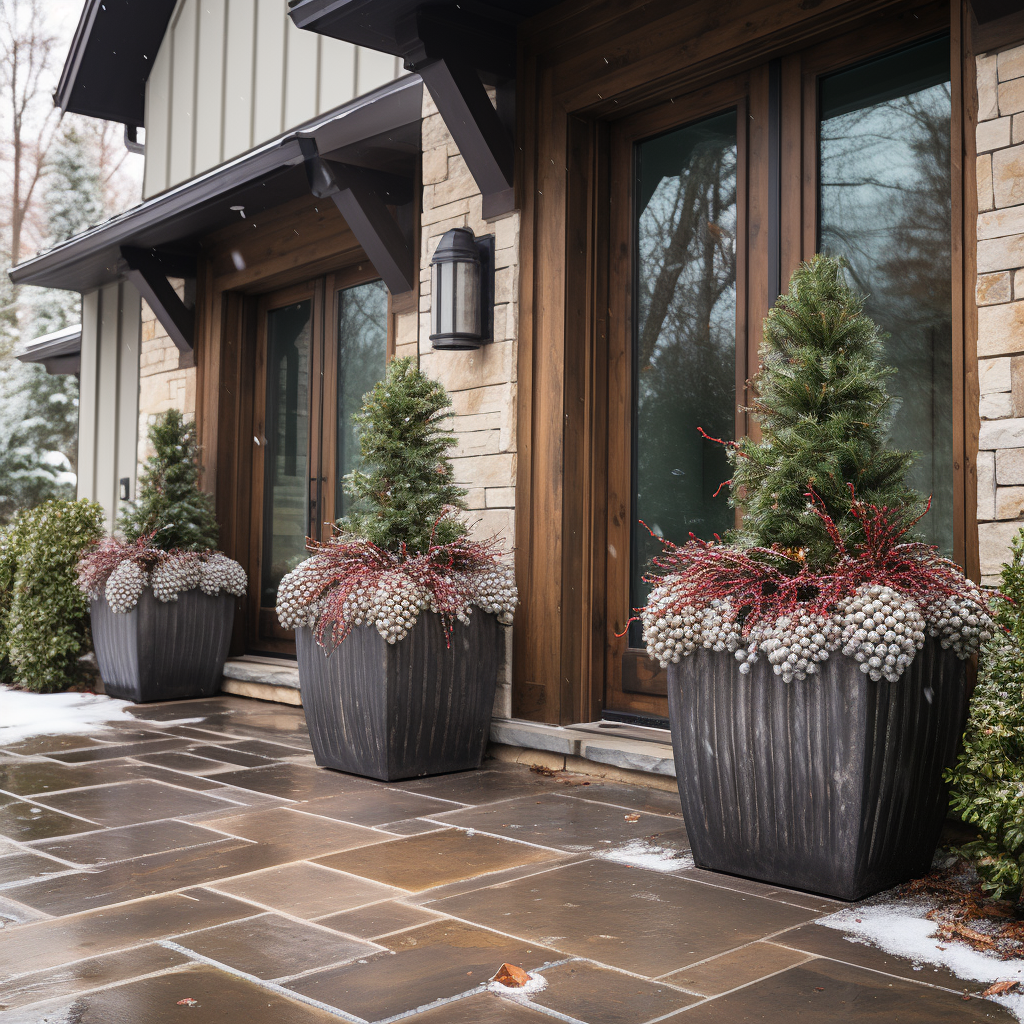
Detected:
[284,17,320,128]
[116,284,142,511]
[77,290,100,503]
[95,283,122,523]
[357,47,397,96]
[318,37,356,113]
[168,0,198,186]
[253,0,285,143]
[193,0,227,174]
[222,0,255,161]
[143,35,172,198]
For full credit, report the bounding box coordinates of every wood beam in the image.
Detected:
[304,150,416,295]
[119,246,195,361]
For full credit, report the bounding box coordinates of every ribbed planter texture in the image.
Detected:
[667,639,969,901]
[296,610,500,781]
[90,590,235,703]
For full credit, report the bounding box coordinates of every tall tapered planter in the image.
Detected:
[296,610,500,782]
[667,640,969,901]
[91,590,235,703]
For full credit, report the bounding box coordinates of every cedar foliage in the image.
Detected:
[946,530,1024,904]
[0,499,105,692]
[339,356,467,553]
[729,254,924,567]
[119,410,219,552]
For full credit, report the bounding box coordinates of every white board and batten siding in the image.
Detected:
[143,0,404,198]
[77,283,142,531]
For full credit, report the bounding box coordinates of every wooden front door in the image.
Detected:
[602,9,958,721]
[248,269,388,655]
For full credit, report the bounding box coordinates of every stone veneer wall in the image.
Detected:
[137,285,196,474]
[414,89,519,717]
[975,42,1024,586]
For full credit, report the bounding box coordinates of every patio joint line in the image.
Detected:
[159,939,370,1023]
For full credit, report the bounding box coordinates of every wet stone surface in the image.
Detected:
[0,692,1016,1023]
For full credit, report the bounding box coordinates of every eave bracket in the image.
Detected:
[120,246,196,365]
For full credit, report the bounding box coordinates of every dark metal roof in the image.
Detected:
[288,0,558,57]
[55,0,177,127]
[11,76,423,294]
[14,324,82,376]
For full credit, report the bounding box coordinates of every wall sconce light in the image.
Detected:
[429,227,494,350]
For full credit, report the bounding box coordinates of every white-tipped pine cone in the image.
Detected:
[922,584,994,658]
[372,570,429,644]
[276,558,322,630]
[105,559,149,614]
[200,553,248,597]
[151,555,202,602]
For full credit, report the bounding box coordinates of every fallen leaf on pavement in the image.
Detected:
[492,963,531,988]
[982,981,1020,997]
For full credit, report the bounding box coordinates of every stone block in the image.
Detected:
[495,215,519,251]
[395,310,418,346]
[419,340,515,392]
[979,53,999,120]
[422,213,471,258]
[489,718,580,755]
[1017,268,1024,297]
[422,146,448,185]
[141,319,157,343]
[420,112,451,151]
[978,115,1012,152]
[980,520,1023,576]
[485,487,516,508]
[981,392,1013,418]
[453,428,501,458]
[977,271,1012,305]
[980,416,1024,449]
[421,196,472,228]
[579,737,676,778]
[978,232,1024,273]
[979,450,996,520]
[463,486,485,510]
[450,452,516,488]
[431,155,478,208]
[978,154,994,213]
[998,44,1024,82]
[394,342,418,365]
[978,207,1024,240]
[1000,77,1024,116]
[494,266,514,306]
[980,355,1012,393]
[997,447,1024,483]
[1016,114,1024,145]
[996,485,1024,519]
[993,144,1024,207]
[978,300,1024,357]
[1012,355,1024,414]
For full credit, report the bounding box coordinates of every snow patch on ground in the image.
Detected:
[819,901,1024,1021]
[598,839,695,872]
[0,687,200,744]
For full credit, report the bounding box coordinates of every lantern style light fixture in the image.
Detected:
[429,227,495,350]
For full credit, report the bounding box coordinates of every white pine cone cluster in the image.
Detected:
[105,559,149,613]
[277,557,328,629]
[200,553,248,597]
[373,569,430,643]
[642,578,993,683]
[465,564,518,625]
[151,556,202,602]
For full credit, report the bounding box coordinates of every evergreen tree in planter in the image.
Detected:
[642,255,993,900]
[77,411,246,702]
[277,358,516,781]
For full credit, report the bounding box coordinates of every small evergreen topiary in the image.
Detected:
[339,356,467,554]
[1,499,105,692]
[946,529,1024,904]
[729,254,924,568]
[120,410,219,552]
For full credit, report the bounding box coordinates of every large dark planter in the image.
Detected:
[296,610,500,781]
[667,640,969,901]
[90,589,235,703]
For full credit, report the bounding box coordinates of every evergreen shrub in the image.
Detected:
[0,499,105,692]
[946,529,1024,903]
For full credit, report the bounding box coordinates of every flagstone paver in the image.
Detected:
[0,693,1014,1023]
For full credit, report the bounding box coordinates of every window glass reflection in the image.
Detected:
[819,35,953,554]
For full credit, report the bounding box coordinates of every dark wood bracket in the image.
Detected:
[303,143,416,295]
[120,245,196,365]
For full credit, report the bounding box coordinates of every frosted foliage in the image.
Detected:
[277,558,517,645]
[642,581,992,683]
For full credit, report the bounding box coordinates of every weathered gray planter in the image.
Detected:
[296,610,500,781]
[667,640,969,901]
[90,590,235,703]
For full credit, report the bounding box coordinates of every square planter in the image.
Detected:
[296,610,500,781]
[667,639,969,901]
[90,589,235,703]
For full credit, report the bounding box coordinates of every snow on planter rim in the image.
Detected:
[819,900,1024,1020]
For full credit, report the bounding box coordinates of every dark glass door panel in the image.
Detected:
[819,35,953,554]
[334,279,388,521]
[261,299,312,612]
[629,110,738,646]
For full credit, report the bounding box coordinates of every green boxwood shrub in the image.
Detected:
[0,499,105,693]
[946,528,1024,904]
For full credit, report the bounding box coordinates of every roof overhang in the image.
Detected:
[55,0,177,127]
[10,75,423,295]
[14,324,82,376]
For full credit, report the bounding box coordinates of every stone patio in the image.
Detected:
[0,694,1014,1022]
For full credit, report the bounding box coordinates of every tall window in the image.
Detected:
[819,36,953,554]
